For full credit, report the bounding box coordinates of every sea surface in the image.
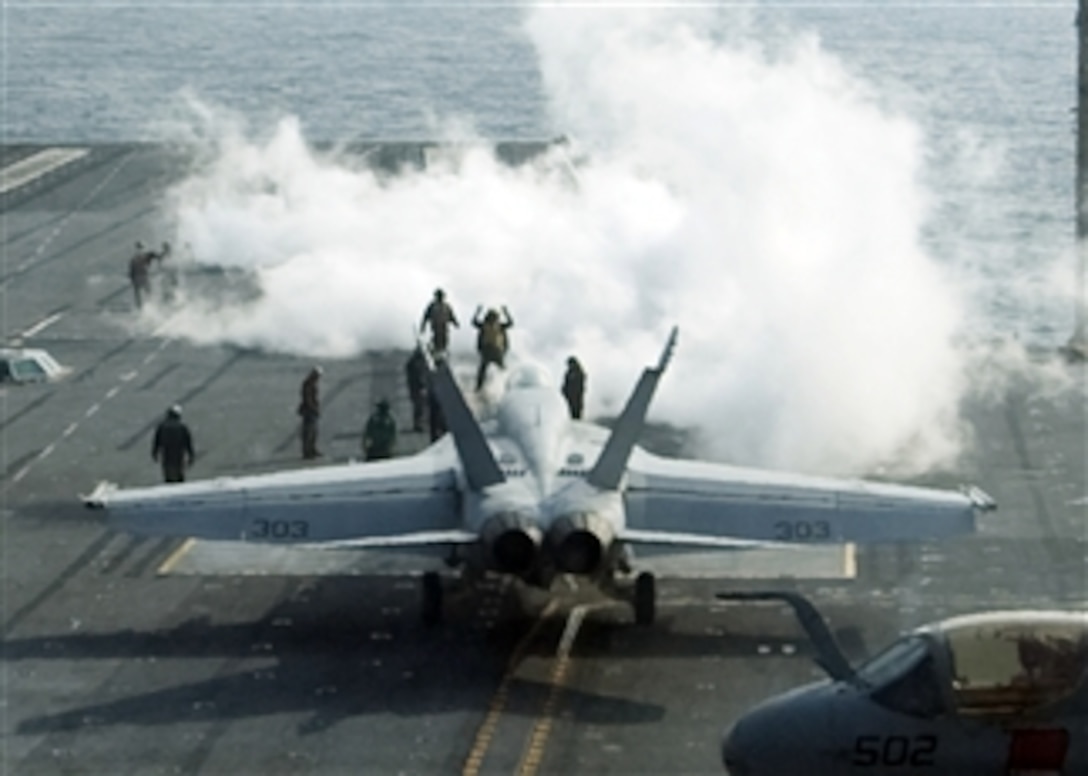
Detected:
[3,2,1081,345]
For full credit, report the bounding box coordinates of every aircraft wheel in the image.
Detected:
[634,571,655,626]
[422,571,443,626]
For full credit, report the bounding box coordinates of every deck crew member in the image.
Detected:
[472,305,513,391]
[128,242,154,309]
[404,345,428,432]
[420,288,459,356]
[298,366,323,459]
[562,356,586,419]
[363,398,398,460]
[152,405,195,483]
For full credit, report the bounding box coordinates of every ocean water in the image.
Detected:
[6,3,1075,330]
[3,2,1081,475]
[4,4,547,141]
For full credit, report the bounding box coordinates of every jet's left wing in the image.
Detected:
[620,448,992,550]
[84,444,474,549]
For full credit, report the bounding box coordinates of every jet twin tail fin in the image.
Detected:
[588,327,678,491]
[422,326,678,494]
[426,355,506,491]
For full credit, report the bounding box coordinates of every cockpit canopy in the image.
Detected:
[857,611,1088,719]
[0,347,70,384]
[942,612,1088,716]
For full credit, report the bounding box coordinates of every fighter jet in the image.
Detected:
[719,592,1087,775]
[83,328,993,625]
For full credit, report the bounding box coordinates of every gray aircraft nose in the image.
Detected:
[721,683,836,776]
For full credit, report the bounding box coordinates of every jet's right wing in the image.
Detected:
[620,448,993,551]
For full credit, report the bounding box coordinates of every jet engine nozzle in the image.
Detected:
[481,513,542,575]
[548,512,615,575]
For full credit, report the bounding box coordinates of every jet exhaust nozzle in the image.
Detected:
[481,513,541,575]
[548,512,615,575]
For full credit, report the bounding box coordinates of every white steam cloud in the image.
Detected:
[145,8,1018,477]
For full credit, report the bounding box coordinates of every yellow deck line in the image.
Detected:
[515,604,591,776]
[157,538,195,576]
[461,600,559,776]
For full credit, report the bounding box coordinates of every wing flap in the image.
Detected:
[313,530,477,550]
[619,529,773,550]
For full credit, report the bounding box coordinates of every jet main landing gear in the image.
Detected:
[421,571,443,626]
[634,571,656,625]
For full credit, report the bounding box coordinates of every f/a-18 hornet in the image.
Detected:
[85,328,993,625]
[719,592,1087,775]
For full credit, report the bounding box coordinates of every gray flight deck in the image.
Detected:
[1,144,1085,775]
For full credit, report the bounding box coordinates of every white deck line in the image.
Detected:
[0,148,89,195]
[19,311,64,338]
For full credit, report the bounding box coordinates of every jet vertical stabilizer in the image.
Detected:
[587,326,678,490]
[429,358,505,491]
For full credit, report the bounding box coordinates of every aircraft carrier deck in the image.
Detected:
[1,144,1085,775]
